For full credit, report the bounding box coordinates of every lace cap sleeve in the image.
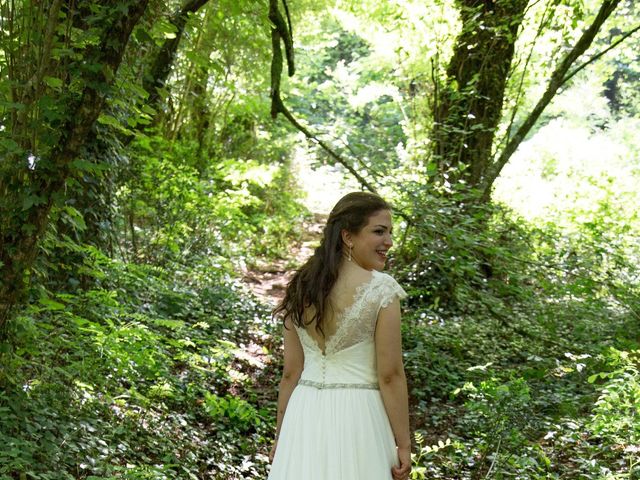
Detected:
[377,273,407,311]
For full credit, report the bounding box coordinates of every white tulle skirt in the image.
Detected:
[267,384,398,480]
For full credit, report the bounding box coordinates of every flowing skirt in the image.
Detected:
[267,384,398,480]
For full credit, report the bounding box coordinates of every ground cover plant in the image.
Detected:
[0,252,276,479]
[2,189,637,479]
[390,188,640,479]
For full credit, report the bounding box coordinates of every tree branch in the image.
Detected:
[481,0,623,200]
[562,23,640,85]
[500,0,555,153]
[276,97,378,193]
[268,0,376,193]
[269,0,294,77]
[23,0,63,97]
[280,0,294,76]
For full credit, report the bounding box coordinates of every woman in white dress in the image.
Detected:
[269,192,411,480]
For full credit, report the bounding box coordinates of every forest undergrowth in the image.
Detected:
[0,196,639,480]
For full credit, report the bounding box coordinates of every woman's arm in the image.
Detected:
[375,297,411,479]
[270,318,304,461]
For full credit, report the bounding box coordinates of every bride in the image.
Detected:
[269,192,411,480]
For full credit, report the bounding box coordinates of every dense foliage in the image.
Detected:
[393,189,640,478]
[1,0,639,479]
[1,253,276,479]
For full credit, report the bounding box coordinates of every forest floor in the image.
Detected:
[239,213,325,306]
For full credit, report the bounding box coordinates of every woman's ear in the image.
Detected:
[341,229,352,246]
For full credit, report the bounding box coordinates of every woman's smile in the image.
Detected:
[346,209,393,271]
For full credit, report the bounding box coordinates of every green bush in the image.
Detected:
[0,251,274,479]
[588,348,640,478]
[115,134,308,265]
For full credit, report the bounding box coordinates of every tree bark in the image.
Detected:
[143,0,213,113]
[0,0,150,336]
[430,0,628,202]
[432,0,528,189]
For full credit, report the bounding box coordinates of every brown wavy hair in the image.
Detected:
[273,192,391,335]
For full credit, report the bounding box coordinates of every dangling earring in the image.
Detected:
[348,244,353,262]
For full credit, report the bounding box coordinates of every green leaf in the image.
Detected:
[43,76,63,88]
[97,113,133,134]
[39,297,66,310]
[0,100,26,110]
[62,206,87,231]
[97,114,121,128]
[22,195,47,210]
[0,137,22,154]
[71,158,107,173]
[134,27,153,43]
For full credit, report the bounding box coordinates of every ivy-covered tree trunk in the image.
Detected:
[142,0,212,117]
[432,0,624,199]
[62,0,213,263]
[432,0,528,190]
[0,0,149,335]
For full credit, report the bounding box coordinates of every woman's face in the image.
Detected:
[345,209,393,271]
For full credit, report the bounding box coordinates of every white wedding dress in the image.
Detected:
[268,271,407,480]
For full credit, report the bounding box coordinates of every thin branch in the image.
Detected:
[269,0,294,77]
[484,435,502,479]
[268,0,375,193]
[481,0,623,200]
[430,53,441,167]
[500,0,555,151]
[24,0,62,95]
[282,0,293,40]
[277,98,377,193]
[562,23,640,85]
[320,131,385,181]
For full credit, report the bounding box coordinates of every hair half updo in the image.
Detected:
[273,192,391,335]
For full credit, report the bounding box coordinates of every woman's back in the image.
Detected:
[301,264,374,354]
[268,268,406,480]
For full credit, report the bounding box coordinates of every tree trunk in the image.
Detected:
[65,0,213,266]
[432,0,528,189]
[0,0,150,336]
[431,0,626,200]
[143,0,213,116]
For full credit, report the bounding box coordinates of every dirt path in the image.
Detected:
[241,213,327,306]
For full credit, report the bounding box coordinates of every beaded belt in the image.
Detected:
[297,379,379,390]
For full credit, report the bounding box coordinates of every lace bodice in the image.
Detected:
[296,271,407,356]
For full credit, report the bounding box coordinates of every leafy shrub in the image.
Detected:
[393,183,640,479]
[0,251,274,479]
[588,348,640,478]
[115,134,308,265]
[391,185,534,317]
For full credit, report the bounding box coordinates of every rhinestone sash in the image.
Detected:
[298,379,379,390]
